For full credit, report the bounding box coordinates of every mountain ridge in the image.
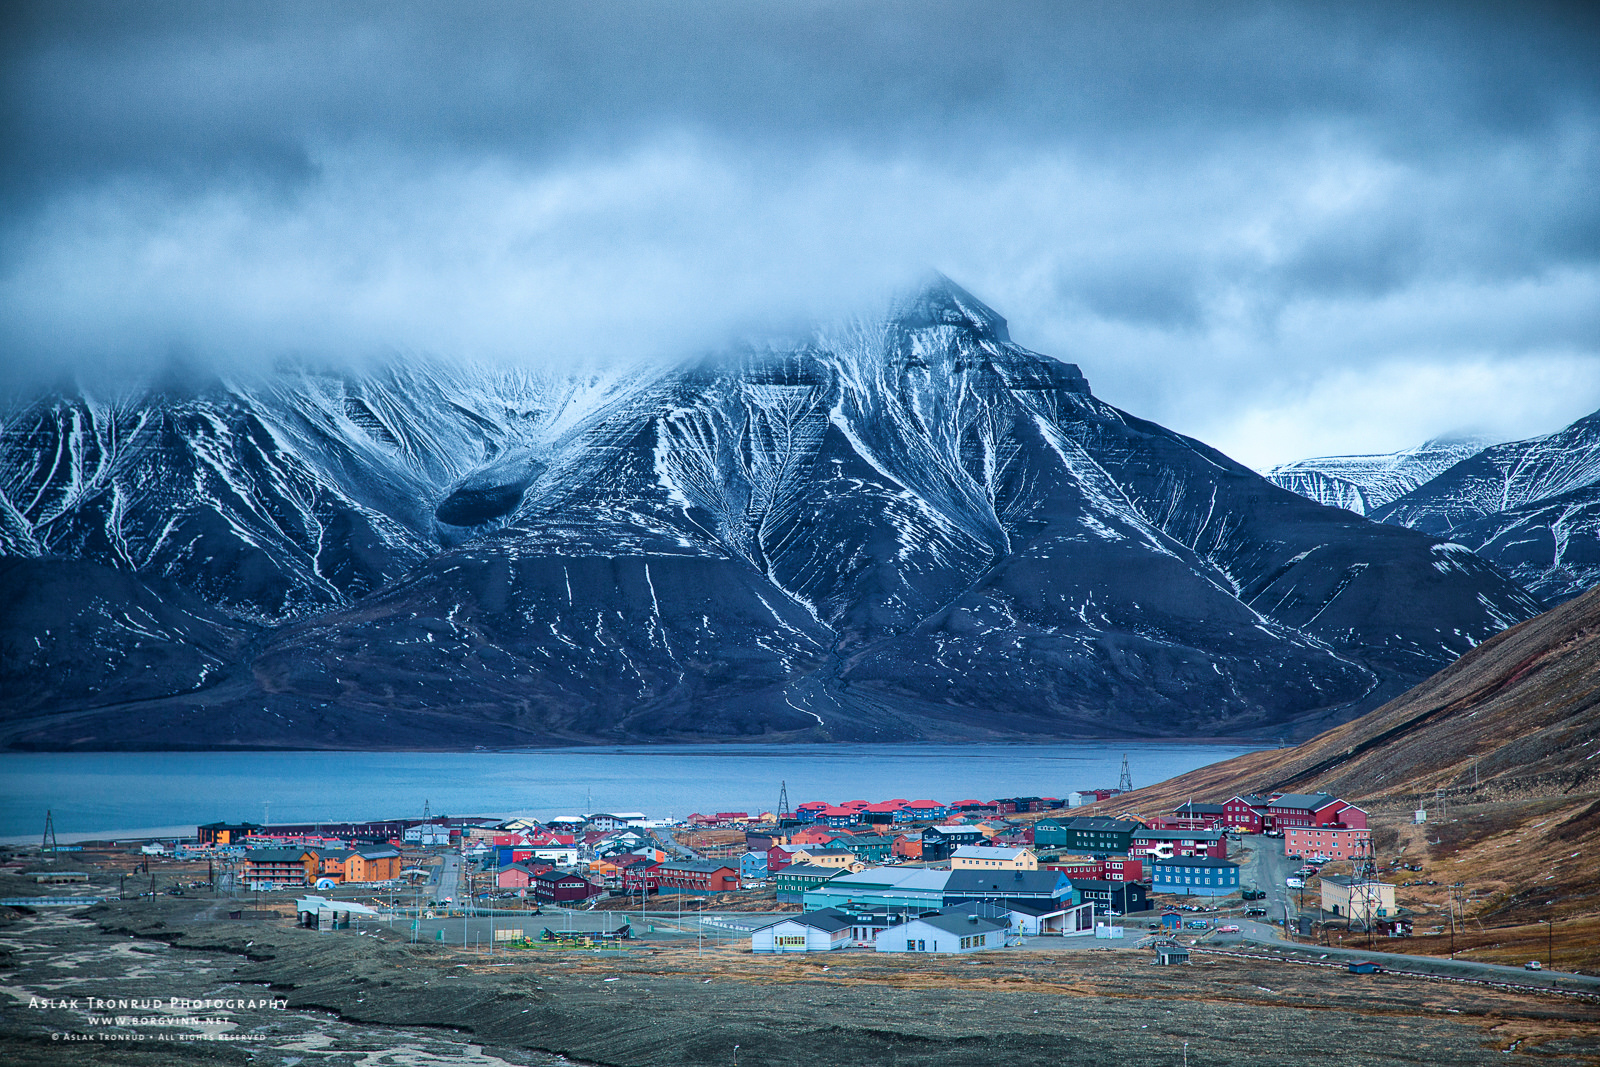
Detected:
[0,281,1548,749]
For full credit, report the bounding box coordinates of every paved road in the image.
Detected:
[1229,923,1600,993]
[1237,834,1306,930]
[434,854,461,905]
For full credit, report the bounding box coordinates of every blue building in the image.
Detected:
[1151,856,1241,897]
[740,851,769,881]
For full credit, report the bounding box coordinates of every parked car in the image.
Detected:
[1285,877,1305,889]
[1186,920,1209,929]
[1525,961,1543,971]
[1246,907,1268,917]
[1242,889,1266,900]
[1218,924,1241,933]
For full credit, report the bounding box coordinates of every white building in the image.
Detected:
[403,825,451,846]
[531,847,579,865]
[751,909,853,953]
[875,911,1011,954]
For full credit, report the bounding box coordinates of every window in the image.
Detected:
[775,935,806,947]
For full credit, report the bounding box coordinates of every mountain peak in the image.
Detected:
[889,272,1011,343]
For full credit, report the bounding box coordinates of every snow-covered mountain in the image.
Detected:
[1264,436,1492,516]
[1370,410,1600,604]
[0,279,1547,749]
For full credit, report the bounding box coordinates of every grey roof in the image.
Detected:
[802,848,858,858]
[898,912,1010,937]
[924,824,985,837]
[778,863,840,878]
[1058,817,1140,833]
[244,847,307,861]
[753,909,853,934]
[1134,829,1225,841]
[1268,793,1339,811]
[822,867,953,893]
[355,847,400,859]
[952,844,1029,857]
[1174,803,1225,815]
[944,869,1068,896]
[1066,878,1141,891]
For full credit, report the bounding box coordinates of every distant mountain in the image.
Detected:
[1264,436,1492,517]
[0,279,1546,750]
[1371,410,1600,604]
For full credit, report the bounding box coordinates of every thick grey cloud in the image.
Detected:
[2,1,1598,466]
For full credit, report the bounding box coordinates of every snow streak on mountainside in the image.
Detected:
[1370,410,1600,605]
[1264,436,1492,516]
[0,279,1548,749]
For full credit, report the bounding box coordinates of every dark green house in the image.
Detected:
[775,864,842,903]
[1033,817,1140,854]
[841,834,897,863]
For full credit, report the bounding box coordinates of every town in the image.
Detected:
[111,784,1408,962]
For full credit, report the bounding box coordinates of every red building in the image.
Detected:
[1152,802,1227,831]
[1267,793,1354,831]
[654,861,740,895]
[1223,794,1271,833]
[620,860,660,896]
[861,801,906,824]
[891,833,923,860]
[1130,828,1228,860]
[498,862,545,889]
[1045,855,1145,883]
[531,870,603,904]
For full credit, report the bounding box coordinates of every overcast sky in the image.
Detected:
[3,1,1597,467]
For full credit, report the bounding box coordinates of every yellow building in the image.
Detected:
[950,845,1038,871]
[1319,876,1396,923]
[790,846,864,871]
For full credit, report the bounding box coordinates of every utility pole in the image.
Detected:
[1545,918,1554,969]
[777,780,791,821]
[41,810,57,853]
[1118,755,1133,794]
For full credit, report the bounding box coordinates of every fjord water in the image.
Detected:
[0,742,1269,841]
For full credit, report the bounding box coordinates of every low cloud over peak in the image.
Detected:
[2,1,1597,467]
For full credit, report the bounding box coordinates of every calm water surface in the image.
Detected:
[0,742,1271,840]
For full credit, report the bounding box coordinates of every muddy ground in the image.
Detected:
[3,894,1598,1067]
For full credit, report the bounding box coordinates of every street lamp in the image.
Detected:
[1544,918,1554,969]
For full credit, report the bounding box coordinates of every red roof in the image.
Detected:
[864,801,905,813]
[796,801,829,811]
[816,805,859,817]
[842,800,872,810]
[950,799,987,807]
[905,799,945,809]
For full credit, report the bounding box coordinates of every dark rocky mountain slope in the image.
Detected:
[0,280,1546,748]
[1369,410,1600,605]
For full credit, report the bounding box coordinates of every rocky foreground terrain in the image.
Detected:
[2,892,1597,1066]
